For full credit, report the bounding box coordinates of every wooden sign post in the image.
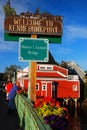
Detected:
[29,61,36,102]
[29,34,37,102]
[19,36,49,102]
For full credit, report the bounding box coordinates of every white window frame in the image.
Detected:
[39,65,53,70]
[42,84,47,91]
[47,66,53,70]
[40,66,45,70]
[72,85,78,91]
[36,83,39,91]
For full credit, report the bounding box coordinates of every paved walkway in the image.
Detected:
[0,90,21,130]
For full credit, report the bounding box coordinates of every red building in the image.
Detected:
[17,63,80,99]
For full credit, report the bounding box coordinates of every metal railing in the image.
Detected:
[15,94,51,130]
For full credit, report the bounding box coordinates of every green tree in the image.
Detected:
[0,73,7,81]
[34,8,40,15]
[4,65,21,82]
[3,5,16,17]
[60,61,68,69]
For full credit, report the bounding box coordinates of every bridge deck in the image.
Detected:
[0,90,21,130]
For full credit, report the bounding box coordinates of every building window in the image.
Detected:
[42,85,46,90]
[47,66,53,70]
[72,85,77,91]
[39,65,53,70]
[40,66,45,70]
[36,84,39,90]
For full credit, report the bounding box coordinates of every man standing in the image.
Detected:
[7,81,22,114]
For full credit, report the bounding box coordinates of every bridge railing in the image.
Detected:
[15,94,52,130]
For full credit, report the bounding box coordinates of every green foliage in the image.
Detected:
[4,65,21,81]
[34,8,40,15]
[0,73,7,81]
[3,5,16,17]
[59,61,68,69]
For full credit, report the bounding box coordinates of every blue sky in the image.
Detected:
[0,0,87,72]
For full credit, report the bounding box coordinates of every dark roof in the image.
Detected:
[37,51,58,65]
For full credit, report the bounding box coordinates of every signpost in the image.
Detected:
[19,37,49,102]
[3,2,63,102]
[19,38,49,62]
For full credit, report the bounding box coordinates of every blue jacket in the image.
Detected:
[8,85,18,100]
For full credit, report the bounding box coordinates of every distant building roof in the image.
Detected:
[68,61,85,82]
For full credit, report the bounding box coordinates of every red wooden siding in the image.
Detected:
[37,71,66,78]
[57,80,80,98]
[53,66,68,76]
[47,82,52,98]
[24,79,28,91]
[36,81,42,97]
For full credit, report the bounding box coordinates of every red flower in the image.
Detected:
[56,101,60,107]
[34,99,40,108]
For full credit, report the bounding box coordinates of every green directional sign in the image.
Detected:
[19,38,49,62]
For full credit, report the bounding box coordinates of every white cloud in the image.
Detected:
[64,24,87,41]
[0,37,18,52]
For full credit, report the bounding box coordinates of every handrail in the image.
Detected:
[15,94,52,130]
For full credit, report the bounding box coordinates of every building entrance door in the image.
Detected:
[52,81,58,98]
